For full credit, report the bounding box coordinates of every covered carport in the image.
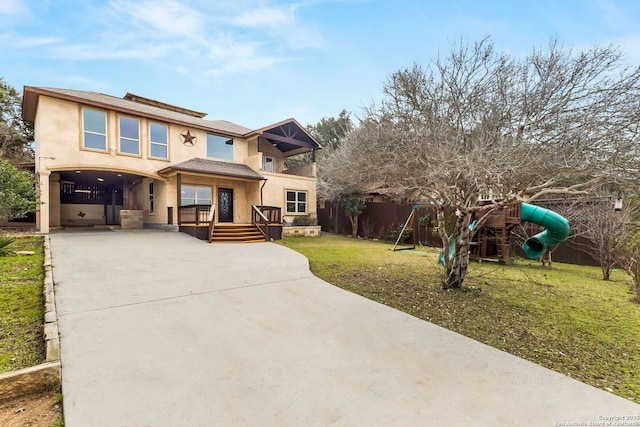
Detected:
[46,169,146,229]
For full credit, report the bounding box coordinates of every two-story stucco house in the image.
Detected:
[22,87,321,241]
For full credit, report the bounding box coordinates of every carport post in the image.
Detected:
[37,171,51,234]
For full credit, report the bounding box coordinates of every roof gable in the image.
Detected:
[253,118,322,153]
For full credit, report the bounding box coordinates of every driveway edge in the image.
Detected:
[0,235,61,402]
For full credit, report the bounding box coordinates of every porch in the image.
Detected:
[177,204,283,243]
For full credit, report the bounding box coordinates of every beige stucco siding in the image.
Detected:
[260,172,317,223]
[30,91,317,232]
[34,95,252,177]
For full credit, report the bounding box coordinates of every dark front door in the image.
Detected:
[218,188,234,222]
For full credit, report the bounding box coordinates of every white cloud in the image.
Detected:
[230,3,325,49]
[51,42,170,60]
[0,0,29,16]
[233,5,296,28]
[108,0,205,39]
[0,33,59,49]
[3,0,326,81]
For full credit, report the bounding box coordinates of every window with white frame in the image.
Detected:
[119,116,140,155]
[207,133,233,160]
[82,108,107,151]
[150,122,168,159]
[181,185,212,206]
[286,190,307,213]
[263,156,275,172]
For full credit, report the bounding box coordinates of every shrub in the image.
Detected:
[0,234,16,256]
[292,215,317,226]
[389,223,410,243]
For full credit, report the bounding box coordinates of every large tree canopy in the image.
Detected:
[0,159,37,220]
[0,79,33,163]
[307,109,354,151]
[323,39,640,288]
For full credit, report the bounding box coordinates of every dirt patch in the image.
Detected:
[0,390,62,427]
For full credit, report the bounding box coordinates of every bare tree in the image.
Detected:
[323,38,640,289]
[620,225,640,303]
[558,197,637,280]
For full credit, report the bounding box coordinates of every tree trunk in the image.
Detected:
[443,211,472,289]
[349,215,358,237]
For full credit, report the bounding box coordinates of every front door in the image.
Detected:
[218,188,234,222]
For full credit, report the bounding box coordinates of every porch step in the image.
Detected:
[210,224,265,243]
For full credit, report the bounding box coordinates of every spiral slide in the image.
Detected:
[520,202,570,259]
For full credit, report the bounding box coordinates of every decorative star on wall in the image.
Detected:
[180,129,197,146]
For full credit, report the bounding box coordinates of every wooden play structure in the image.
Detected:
[394,201,569,264]
[469,203,522,263]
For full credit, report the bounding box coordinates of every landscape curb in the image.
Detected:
[0,235,61,402]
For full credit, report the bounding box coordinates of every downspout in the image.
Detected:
[260,179,268,206]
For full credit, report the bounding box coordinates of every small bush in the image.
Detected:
[0,234,16,256]
[389,223,410,243]
[292,215,317,226]
[360,217,376,239]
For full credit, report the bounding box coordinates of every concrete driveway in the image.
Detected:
[50,230,639,426]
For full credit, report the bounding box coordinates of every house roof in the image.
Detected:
[158,158,264,181]
[22,87,253,137]
[22,86,322,154]
[252,118,322,153]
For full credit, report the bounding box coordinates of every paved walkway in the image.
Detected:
[50,230,639,426]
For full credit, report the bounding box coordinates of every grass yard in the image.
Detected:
[278,234,640,402]
[0,236,45,373]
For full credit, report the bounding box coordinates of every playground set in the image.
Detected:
[393,202,571,263]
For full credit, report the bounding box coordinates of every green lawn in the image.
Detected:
[0,236,45,373]
[278,234,640,402]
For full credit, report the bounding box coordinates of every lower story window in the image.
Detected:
[286,190,306,213]
[149,182,154,213]
[181,185,212,206]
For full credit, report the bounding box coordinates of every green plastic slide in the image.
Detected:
[437,203,569,263]
[520,202,570,259]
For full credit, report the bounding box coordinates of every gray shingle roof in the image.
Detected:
[26,87,253,136]
[158,158,264,180]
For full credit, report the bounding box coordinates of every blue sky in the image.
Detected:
[2,0,640,129]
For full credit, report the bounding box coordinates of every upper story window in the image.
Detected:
[263,156,275,172]
[286,190,307,213]
[119,116,140,155]
[82,108,107,151]
[207,133,233,160]
[150,122,168,159]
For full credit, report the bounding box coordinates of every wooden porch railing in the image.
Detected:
[252,205,282,241]
[207,205,216,243]
[254,205,282,223]
[178,204,213,225]
[252,206,269,240]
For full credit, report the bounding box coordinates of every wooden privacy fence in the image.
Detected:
[317,201,599,266]
[318,201,440,245]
